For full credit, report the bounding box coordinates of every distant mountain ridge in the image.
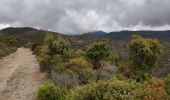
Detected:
[0,27,37,35]
[90,30,107,37]
[107,30,170,41]
[82,30,170,41]
[0,27,170,42]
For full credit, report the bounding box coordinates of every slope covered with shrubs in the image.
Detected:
[0,34,25,57]
[33,33,169,100]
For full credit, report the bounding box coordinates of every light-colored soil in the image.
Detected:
[0,48,47,100]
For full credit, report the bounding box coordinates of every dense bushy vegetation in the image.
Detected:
[0,34,25,57]
[34,33,169,100]
[128,35,164,82]
[85,42,108,70]
[66,78,145,100]
[144,78,167,100]
[37,83,65,100]
[164,74,170,99]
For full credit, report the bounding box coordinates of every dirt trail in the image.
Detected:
[0,48,47,100]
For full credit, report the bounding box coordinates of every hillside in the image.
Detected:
[1,27,170,42]
[0,27,170,77]
[0,27,169,99]
[0,27,37,35]
[0,27,62,43]
[81,30,170,41]
[0,34,24,58]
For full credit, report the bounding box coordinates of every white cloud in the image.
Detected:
[0,24,10,29]
[0,0,170,34]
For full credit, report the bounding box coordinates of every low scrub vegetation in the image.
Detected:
[34,33,169,100]
[37,83,65,100]
[66,78,145,100]
[0,34,25,57]
[164,74,170,99]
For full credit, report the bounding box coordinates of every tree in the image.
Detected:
[44,33,69,57]
[48,37,69,57]
[41,33,69,74]
[85,42,108,70]
[128,35,163,81]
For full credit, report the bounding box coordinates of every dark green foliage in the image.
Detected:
[0,34,25,57]
[128,35,164,81]
[48,38,69,56]
[37,83,65,100]
[31,42,41,51]
[44,33,69,57]
[85,42,108,69]
[37,33,69,73]
[0,34,24,47]
[0,27,36,35]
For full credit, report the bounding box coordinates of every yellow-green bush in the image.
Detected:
[68,58,94,84]
[33,45,42,55]
[107,52,119,66]
[37,83,65,100]
[164,74,170,98]
[53,54,64,63]
[68,58,92,70]
[128,35,164,81]
[66,79,145,100]
[31,42,41,51]
[38,54,51,72]
[74,50,85,58]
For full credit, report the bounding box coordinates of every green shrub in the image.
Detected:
[66,79,145,100]
[68,58,92,70]
[44,32,55,45]
[33,45,42,55]
[48,37,69,57]
[68,58,94,84]
[128,35,163,81]
[31,42,41,51]
[51,70,79,89]
[41,45,50,55]
[38,54,51,72]
[164,74,170,96]
[107,52,119,66]
[53,54,64,63]
[37,83,65,100]
[74,50,85,58]
[85,42,108,70]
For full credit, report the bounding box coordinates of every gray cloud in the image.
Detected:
[0,0,170,34]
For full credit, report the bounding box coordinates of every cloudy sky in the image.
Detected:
[0,0,170,34]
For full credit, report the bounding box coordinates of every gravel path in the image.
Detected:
[0,48,47,100]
